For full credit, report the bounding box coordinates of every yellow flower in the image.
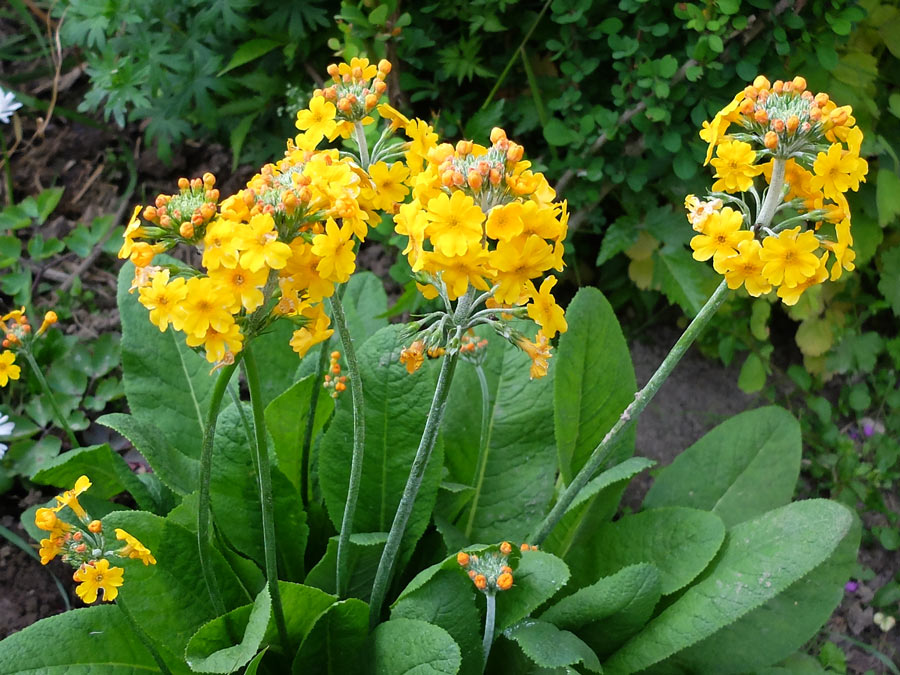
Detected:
[289,303,334,358]
[419,248,492,300]
[684,194,723,231]
[759,227,821,287]
[366,161,410,211]
[405,119,439,175]
[280,240,336,304]
[425,191,485,257]
[526,275,568,339]
[74,559,124,603]
[53,475,92,520]
[517,332,552,380]
[485,202,525,242]
[826,218,855,281]
[810,144,866,211]
[489,235,557,304]
[394,202,429,271]
[179,277,235,339]
[117,206,145,260]
[399,340,426,374]
[295,96,338,146]
[202,219,240,270]
[377,103,410,131]
[311,218,356,283]
[710,140,762,193]
[115,529,157,566]
[209,264,267,313]
[138,271,189,332]
[776,252,829,305]
[238,213,292,272]
[690,207,752,273]
[39,537,64,565]
[0,350,21,387]
[699,91,745,165]
[720,239,772,297]
[186,321,244,363]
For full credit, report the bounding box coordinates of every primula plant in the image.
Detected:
[0,60,863,674]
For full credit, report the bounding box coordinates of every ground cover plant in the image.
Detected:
[0,48,884,673]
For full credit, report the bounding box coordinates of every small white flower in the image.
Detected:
[0,412,13,460]
[0,88,23,124]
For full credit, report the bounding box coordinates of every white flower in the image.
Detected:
[0,412,13,460]
[0,88,23,124]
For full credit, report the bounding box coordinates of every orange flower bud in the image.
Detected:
[373,80,387,95]
[142,206,157,221]
[782,80,793,93]
[501,565,512,574]
[786,115,799,133]
[179,222,195,238]
[335,381,346,392]
[75,543,87,553]
[754,109,769,124]
[202,172,216,188]
[352,66,363,80]
[506,144,524,163]
[365,94,378,110]
[490,127,507,144]
[441,171,456,188]
[764,131,778,150]
[72,531,83,541]
[130,242,157,267]
[338,98,352,113]
[791,76,806,93]
[499,541,512,555]
[177,177,189,190]
[457,551,470,566]
[190,178,202,191]
[739,100,755,116]
[88,520,102,533]
[452,171,465,187]
[467,171,483,191]
[326,63,339,79]
[743,85,758,100]
[489,168,501,186]
[814,92,829,107]
[456,140,473,156]
[752,75,771,90]
[772,80,784,94]
[474,574,487,590]
[155,195,168,209]
[378,59,391,74]
[771,118,785,133]
[497,572,513,591]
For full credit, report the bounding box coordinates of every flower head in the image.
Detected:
[0,351,20,387]
[74,559,125,603]
[0,88,23,124]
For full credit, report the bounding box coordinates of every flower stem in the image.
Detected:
[464,364,491,539]
[242,345,289,649]
[330,291,366,598]
[354,122,370,170]
[197,359,240,616]
[369,340,462,627]
[22,350,78,447]
[482,592,497,667]
[756,157,786,231]
[300,341,331,507]
[528,279,731,545]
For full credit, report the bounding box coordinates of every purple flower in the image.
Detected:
[845,580,858,593]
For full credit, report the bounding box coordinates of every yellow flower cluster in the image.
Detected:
[393,127,568,377]
[690,75,868,305]
[0,308,58,387]
[35,475,156,603]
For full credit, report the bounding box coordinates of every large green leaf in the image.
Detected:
[319,325,443,562]
[211,403,308,581]
[264,374,334,493]
[118,260,215,460]
[604,500,856,674]
[0,605,170,673]
[540,563,661,658]
[252,319,305,407]
[555,287,636,484]
[570,507,725,596]
[304,532,387,601]
[495,550,570,632]
[101,510,249,662]
[369,618,462,675]
[543,457,655,563]
[643,406,802,527]
[262,582,337,657]
[392,569,483,675]
[440,332,557,543]
[31,443,156,511]
[292,599,369,675]
[340,270,389,340]
[185,586,272,673]
[501,619,601,672]
[98,412,199,495]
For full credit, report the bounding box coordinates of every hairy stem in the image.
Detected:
[197,360,240,616]
[22,350,78,447]
[482,593,497,667]
[528,279,731,545]
[242,346,289,649]
[331,291,366,598]
[300,341,331,506]
[354,122,370,170]
[464,364,491,539]
[756,157,786,231]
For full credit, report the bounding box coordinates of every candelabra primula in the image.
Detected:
[690,75,868,306]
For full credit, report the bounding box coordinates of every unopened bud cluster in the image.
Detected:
[323,350,348,398]
[457,541,517,594]
[318,58,392,123]
[0,308,59,388]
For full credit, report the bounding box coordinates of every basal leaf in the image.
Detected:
[292,599,369,675]
[643,406,802,527]
[555,287,636,484]
[370,618,462,675]
[305,532,387,601]
[502,619,601,672]
[496,550,570,632]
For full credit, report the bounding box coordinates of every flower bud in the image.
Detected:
[771,118,785,133]
[467,171,483,191]
[179,222,195,238]
[752,75,771,90]
[791,76,806,93]
[772,79,784,94]
[88,520,102,533]
[764,131,778,150]
[499,541,512,555]
[786,115,799,133]
[378,59,391,74]
[474,574,487,590]
[490,127,507,144]
[497,572,513,591]
[177,177,189,190]
[457,551,470,566]
[754,109,769,124]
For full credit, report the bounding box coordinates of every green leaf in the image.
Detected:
[503,619,601,672]
[252,318,302,407]
[264,374,334,493]
[653,247,719,315]
[393,569,483,675]
[569,507,725,596]
[292,599,369,675]
[370,618,462,675]
[211,403,308,580]
[796,318,832,357]
[118,260,215,462]
[555,287,636,484]
[261,582,337,655]
[98,413,199,496]
[496,551,570,631]
[34,187,64,224]
[305,532,387,601]
[218,38,283,76]
[31,443,156,511]
[544,118,580,146]
[543,457,654,563]
[540,563,661,658]
[878,245,900,316]
[339,271,389,341]
[643,407,802,527]
[101,510,249,665]
[0,605,167,673]
[185,586,272,673]
[319,325,444,563]
[876,169,900,227]
[0,235,22,266]
[441,332,557,543]
[604,500,857,674]
[738,352,766,393]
